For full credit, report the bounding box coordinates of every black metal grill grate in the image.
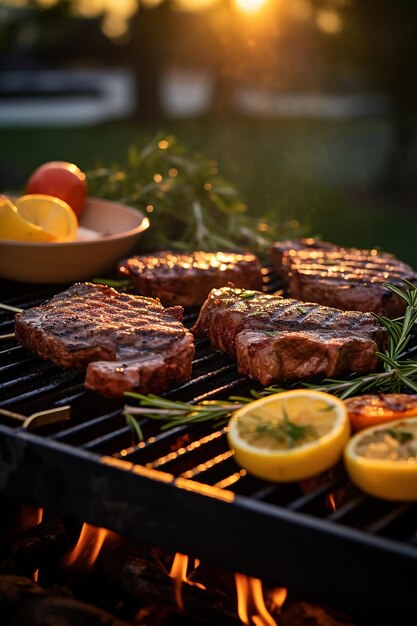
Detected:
[1,273,417,615]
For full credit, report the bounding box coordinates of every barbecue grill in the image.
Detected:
[1,272,416,618]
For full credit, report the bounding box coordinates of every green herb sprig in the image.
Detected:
[381,428,413,444]
[249,408,317,448]
[87,133,289,255]
[124,282,417,441]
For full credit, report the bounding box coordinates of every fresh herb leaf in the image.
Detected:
[93,278,130,289]
[381,428,413,444]
[239,290,257,300]
[125,413,144,442]
[251,409,317,448]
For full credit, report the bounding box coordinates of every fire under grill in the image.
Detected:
[1,271,417,617]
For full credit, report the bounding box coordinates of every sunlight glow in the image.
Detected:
[316,9,343,34]
[174,0,218,10]
[234,0,269,15]
[289,0,313,21]
[36,0,59,8]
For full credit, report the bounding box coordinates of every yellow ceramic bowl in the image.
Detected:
[0,196,149,283]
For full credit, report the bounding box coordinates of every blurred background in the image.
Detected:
[1,0,416,262]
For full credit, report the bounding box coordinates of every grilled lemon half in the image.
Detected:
[344,417,417,501]
[227,389,350,482]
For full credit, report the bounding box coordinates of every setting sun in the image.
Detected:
[234,0,269,14]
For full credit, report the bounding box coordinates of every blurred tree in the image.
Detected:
[314,0,417,192]
[128,0,173,120]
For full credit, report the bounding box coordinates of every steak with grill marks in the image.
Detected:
[14,283,195,397]
[284,247,417,317]
[118,251,263,307]
[271,238,336,278]
[192,287,386,386]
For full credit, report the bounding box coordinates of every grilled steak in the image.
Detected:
[118,251,263,307]
[192,287,386,386]
[15,283,195,397]
[285,247,417,317]
[271,238,336,278]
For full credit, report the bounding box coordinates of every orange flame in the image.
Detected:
[271,587,287,610]
[169,553,206,611]
[169,553,189,611]
[20,505,43,533]
[327,493,337,512]
[235,574,278,626]
[33,508,44,583]
[63,523,110,569]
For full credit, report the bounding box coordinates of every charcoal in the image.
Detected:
[0,517,69,576]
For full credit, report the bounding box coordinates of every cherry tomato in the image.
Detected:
[26,161,87,218]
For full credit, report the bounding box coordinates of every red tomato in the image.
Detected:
[26,161,87,218]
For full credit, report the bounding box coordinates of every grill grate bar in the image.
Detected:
[179,449,235,480]
[82,425,132,451]
[0,356,38,375]
[145,427,229,466]
[366,504,411,534]
[114,424,190,460]
[2,363,61,389]
[250,483,281,500]
[287,477,345,511]
[52,388,90,406]
[193,376,253,402]
[51,409,122,441]
[14,384,88,416]
[0,345,25,359]
[0,373,83,408]
[192,353,228,367]
[161,364,239,396]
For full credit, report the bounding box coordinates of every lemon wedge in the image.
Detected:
[0,194,78,243]
[228,390,350,482]
[344,418,417,501]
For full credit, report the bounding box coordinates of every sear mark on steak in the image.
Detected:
[283,247,417,317]
[271,238,336,279]
[118,250,263,307]
[192,287,387,387]
[14,283,195,397]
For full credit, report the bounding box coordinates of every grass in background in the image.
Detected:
[1,117,416,264]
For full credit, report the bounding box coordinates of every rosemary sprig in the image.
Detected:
[125,413,144,442]
[249,408,317,448]
[381,428,413,444]
[87,133,298,255]
[124,282,417,441]
[0,302,23,314]
[93,278,130,290]
[124,393,242,433]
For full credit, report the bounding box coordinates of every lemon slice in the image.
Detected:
[228,389,350,482]
[0,194,78,243]
[344,418,417,501]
